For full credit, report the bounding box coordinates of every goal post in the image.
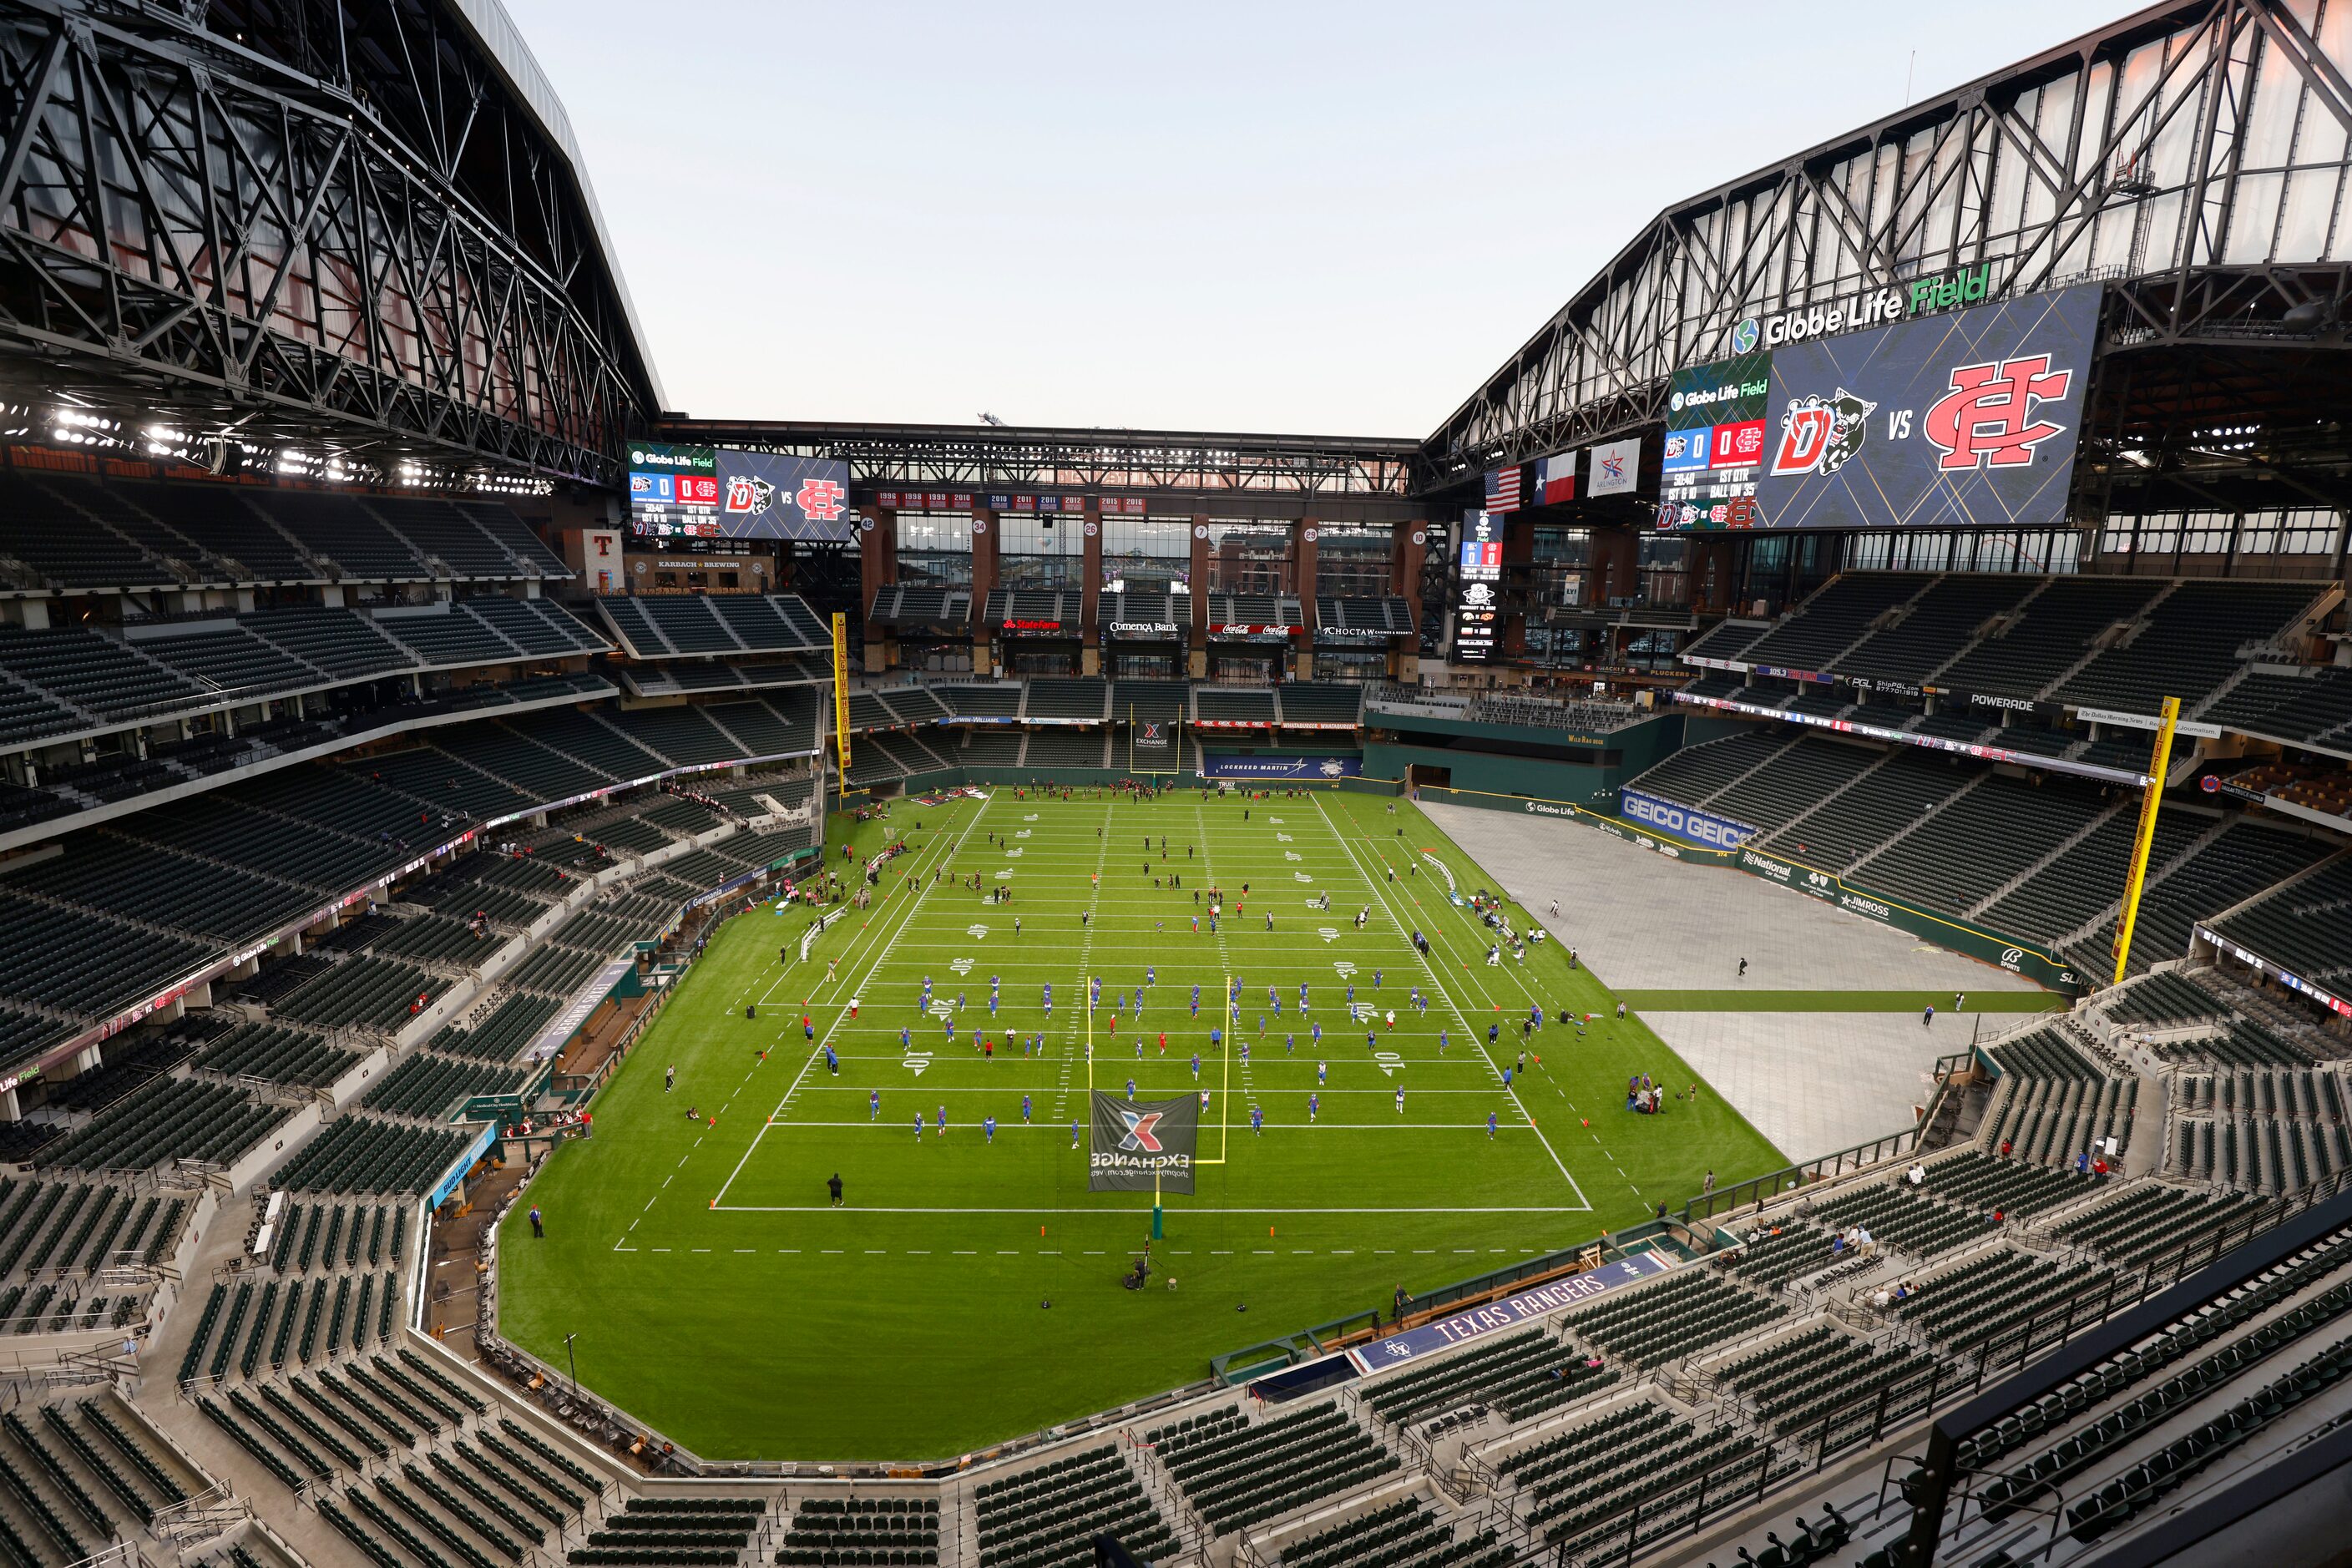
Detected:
[1126,706,1183,776]
[1195,970,1232,1167]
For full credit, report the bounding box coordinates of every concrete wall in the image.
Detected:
[1361,741,1621,807]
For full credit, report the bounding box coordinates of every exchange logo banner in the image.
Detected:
[1089,1091,1199,1193]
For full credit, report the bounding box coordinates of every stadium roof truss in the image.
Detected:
[0,0,658,484]
[1427,0,2352,484]
[660,418,1425,521]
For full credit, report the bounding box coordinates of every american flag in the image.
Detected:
[1483,465,1524,513]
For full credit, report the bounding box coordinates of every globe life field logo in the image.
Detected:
[1731,261,2000,354]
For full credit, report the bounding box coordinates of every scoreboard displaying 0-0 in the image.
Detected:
[1452,510,1505,664]
[626,443,857,548]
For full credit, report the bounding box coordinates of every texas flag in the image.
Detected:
[1483,465,1524,513]
[1535,450,1578,505]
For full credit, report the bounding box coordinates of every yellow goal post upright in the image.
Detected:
[1195,970,1232,1167]
[2112,695,2181,985]
[1125,704,1184,776]
[829,613,852,781]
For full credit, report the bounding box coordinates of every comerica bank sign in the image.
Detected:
[1733,262,2000,350]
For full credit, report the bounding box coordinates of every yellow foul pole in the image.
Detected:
[830,612,852,777]
[2111,695,2181,985]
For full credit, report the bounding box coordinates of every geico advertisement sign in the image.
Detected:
[1621,791,1754,848]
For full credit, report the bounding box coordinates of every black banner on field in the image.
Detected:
[1088,1091,1199,1193]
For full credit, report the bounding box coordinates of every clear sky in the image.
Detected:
[507,0,2132,439]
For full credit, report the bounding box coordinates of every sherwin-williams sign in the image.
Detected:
[1619,787,1758,850]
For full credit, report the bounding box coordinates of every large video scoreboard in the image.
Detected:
[1657,284,2100,532]
[1452,511,1505,662]
[627,443,857,553]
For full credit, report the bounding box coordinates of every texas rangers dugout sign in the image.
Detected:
[1089,1090,1199,1192]
[1343,1252,1677,1373]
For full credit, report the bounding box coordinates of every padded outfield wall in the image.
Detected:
[1360,709,1682,807]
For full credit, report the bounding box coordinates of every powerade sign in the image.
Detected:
[1203,754,1363,779]
[1620,787,1758,850]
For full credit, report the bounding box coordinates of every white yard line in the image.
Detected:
[1313,792,1591,1209]
[708,797,997,1207]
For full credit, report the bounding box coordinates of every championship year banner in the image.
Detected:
[1089,1090,1199,1193]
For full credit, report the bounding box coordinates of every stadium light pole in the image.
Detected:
[564,1332,579,1393]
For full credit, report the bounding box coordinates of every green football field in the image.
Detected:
[498,787,1786,1460]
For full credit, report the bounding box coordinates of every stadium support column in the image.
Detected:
[1188,518,1211,679]
[861,507,896,673]
[1291,521,1318,680]
[1080,504,1103,676]
[1590,527,1638,665]
[1392,521,1424,681]
[1690,536,1735,615]
[1502,517,1535,666]
[972,509,1000,676]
